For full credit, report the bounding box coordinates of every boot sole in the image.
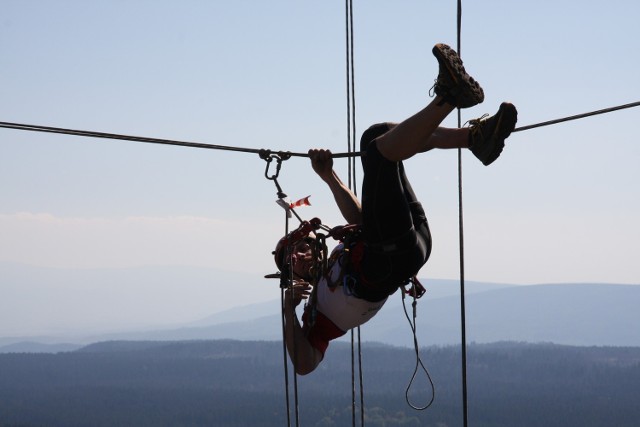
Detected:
[495,102,518,140]
[481,102,517,166]
[432,43,484,108]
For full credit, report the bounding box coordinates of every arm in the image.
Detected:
[283,281,323,375]
[308,149,362,224]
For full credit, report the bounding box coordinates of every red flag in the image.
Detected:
[290,196,311,209]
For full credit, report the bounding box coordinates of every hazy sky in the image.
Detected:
[1,1,639,335]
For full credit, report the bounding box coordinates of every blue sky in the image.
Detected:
[1,1,639,335]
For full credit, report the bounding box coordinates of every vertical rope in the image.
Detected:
[290,257,301,427]
[280,213,297,427]
[351,330,356,426]
[345,0,364,425]
[348,0,358,185]
[357,328,364,426]
[455,1,470,427]
[288,219,302,427]
[345,0,354,192]
[280,285,291,427]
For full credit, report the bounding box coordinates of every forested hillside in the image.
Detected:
[1,340,639,426]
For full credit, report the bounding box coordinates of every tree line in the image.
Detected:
[0,340,639,426]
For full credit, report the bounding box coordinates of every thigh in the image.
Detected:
[355,124,433,300]
[360,140,413,244]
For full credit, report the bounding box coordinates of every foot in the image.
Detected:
[468,102,518,166]
[432,43,484,109]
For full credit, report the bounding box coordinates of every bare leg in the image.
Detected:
[375,96,467,162]
[422,127,470,150]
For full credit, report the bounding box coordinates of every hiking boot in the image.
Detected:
[468,102,518,166]
[432,43,484,109]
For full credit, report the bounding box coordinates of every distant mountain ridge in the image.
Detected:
[1,281,638,353]
[110,282,640,347]
[0,341,81,353]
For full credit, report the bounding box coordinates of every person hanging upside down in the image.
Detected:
[276,43,518,375]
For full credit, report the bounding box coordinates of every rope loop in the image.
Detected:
[401,289,435,411]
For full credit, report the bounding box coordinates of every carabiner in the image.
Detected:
[263,154,283,181]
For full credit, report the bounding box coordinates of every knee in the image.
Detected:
[360,122,396,152]
[360,123,398,167]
